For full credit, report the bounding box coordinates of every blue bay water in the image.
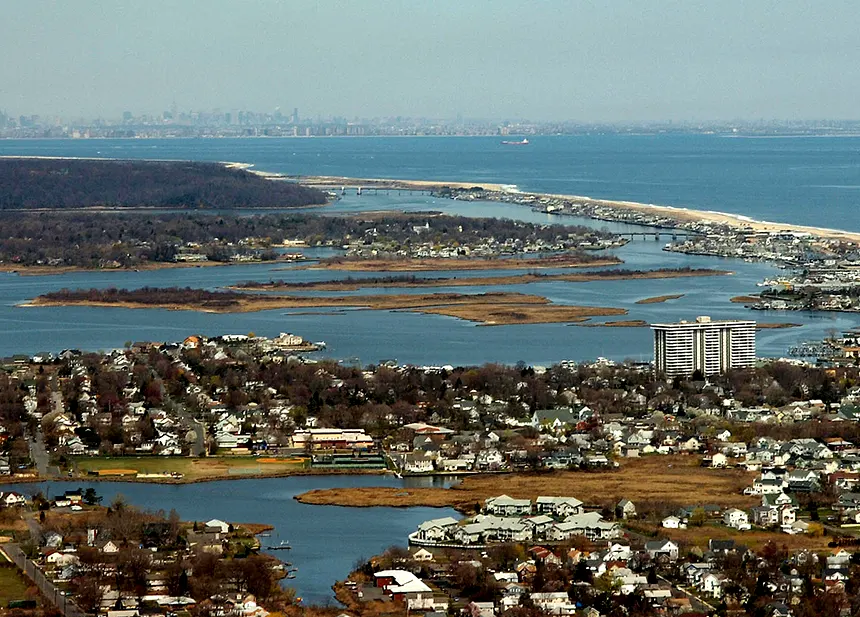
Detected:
[1,475,458,604]
[0,136,856,362]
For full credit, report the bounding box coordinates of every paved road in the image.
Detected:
[622,528,716,613]
[28,429,51,477]
[27,380,63,478]
[657,574,716,613]
[176,408,207,456]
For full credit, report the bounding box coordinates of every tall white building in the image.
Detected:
[651,316,756,377]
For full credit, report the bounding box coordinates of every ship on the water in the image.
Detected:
[501,138,529,145]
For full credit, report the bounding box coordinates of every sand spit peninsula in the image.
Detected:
[293,173,860,244]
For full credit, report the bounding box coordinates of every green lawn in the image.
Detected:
[0,562,36,607]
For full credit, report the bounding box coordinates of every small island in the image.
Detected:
[236,268,728,292]
[635,293,685,304]
[24,287,628,326]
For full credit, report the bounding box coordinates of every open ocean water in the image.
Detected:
[3,134,860,230]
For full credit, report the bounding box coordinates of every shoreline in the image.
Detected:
[0,467,391,486]
[297,174,860,244]
[3,156,859,244]
[0,259,281,277]
[298,255,622,272]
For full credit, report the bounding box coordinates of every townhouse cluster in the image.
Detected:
[410,495,620,547]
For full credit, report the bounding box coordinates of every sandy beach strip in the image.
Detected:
[4,157,857,243]
[293,173,860,244]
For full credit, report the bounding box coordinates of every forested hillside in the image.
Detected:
[0,158,326,209]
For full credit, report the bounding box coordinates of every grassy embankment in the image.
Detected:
[756,323,803,329]
[0,561,36,607]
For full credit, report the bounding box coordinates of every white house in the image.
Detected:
[662,516,682,529]
[0,492,27,506]
[411,548,434,562]
[535,496,584,517]
[711,453,728,468]
[205,519,230,534]
[701,573,724,598]
[475,448,504,470]
[645,539,679,562]
[723,508,751,531]
[617,499,636,519]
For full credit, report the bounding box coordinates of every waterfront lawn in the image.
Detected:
[0,562,36,607]
[71,455,309,481]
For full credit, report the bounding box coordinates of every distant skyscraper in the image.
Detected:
[292,107,299,124]
[651,316,756,377]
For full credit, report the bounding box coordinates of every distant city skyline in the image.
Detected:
[3,1,859,122]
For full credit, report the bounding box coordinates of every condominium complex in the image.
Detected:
[651,316,756,377]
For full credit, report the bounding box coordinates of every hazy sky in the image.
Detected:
[3,0,858,122]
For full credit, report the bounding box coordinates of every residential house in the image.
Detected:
[644,539,679,562]
[205,519,230,534]
[475,447,504,470]
[723,508,751,531]
[535,496,584,517]
[412,517,459,542]
[373,570,440,611]
[411,548,434,562]
[485,495,532,517]
[616,499,636,519]
[0,492,26,507]
[711,453,728,468]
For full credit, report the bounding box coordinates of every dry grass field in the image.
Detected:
[296,456,757,511]
[627,520,832,552]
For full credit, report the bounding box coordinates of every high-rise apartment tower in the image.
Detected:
[651,316,756,377]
